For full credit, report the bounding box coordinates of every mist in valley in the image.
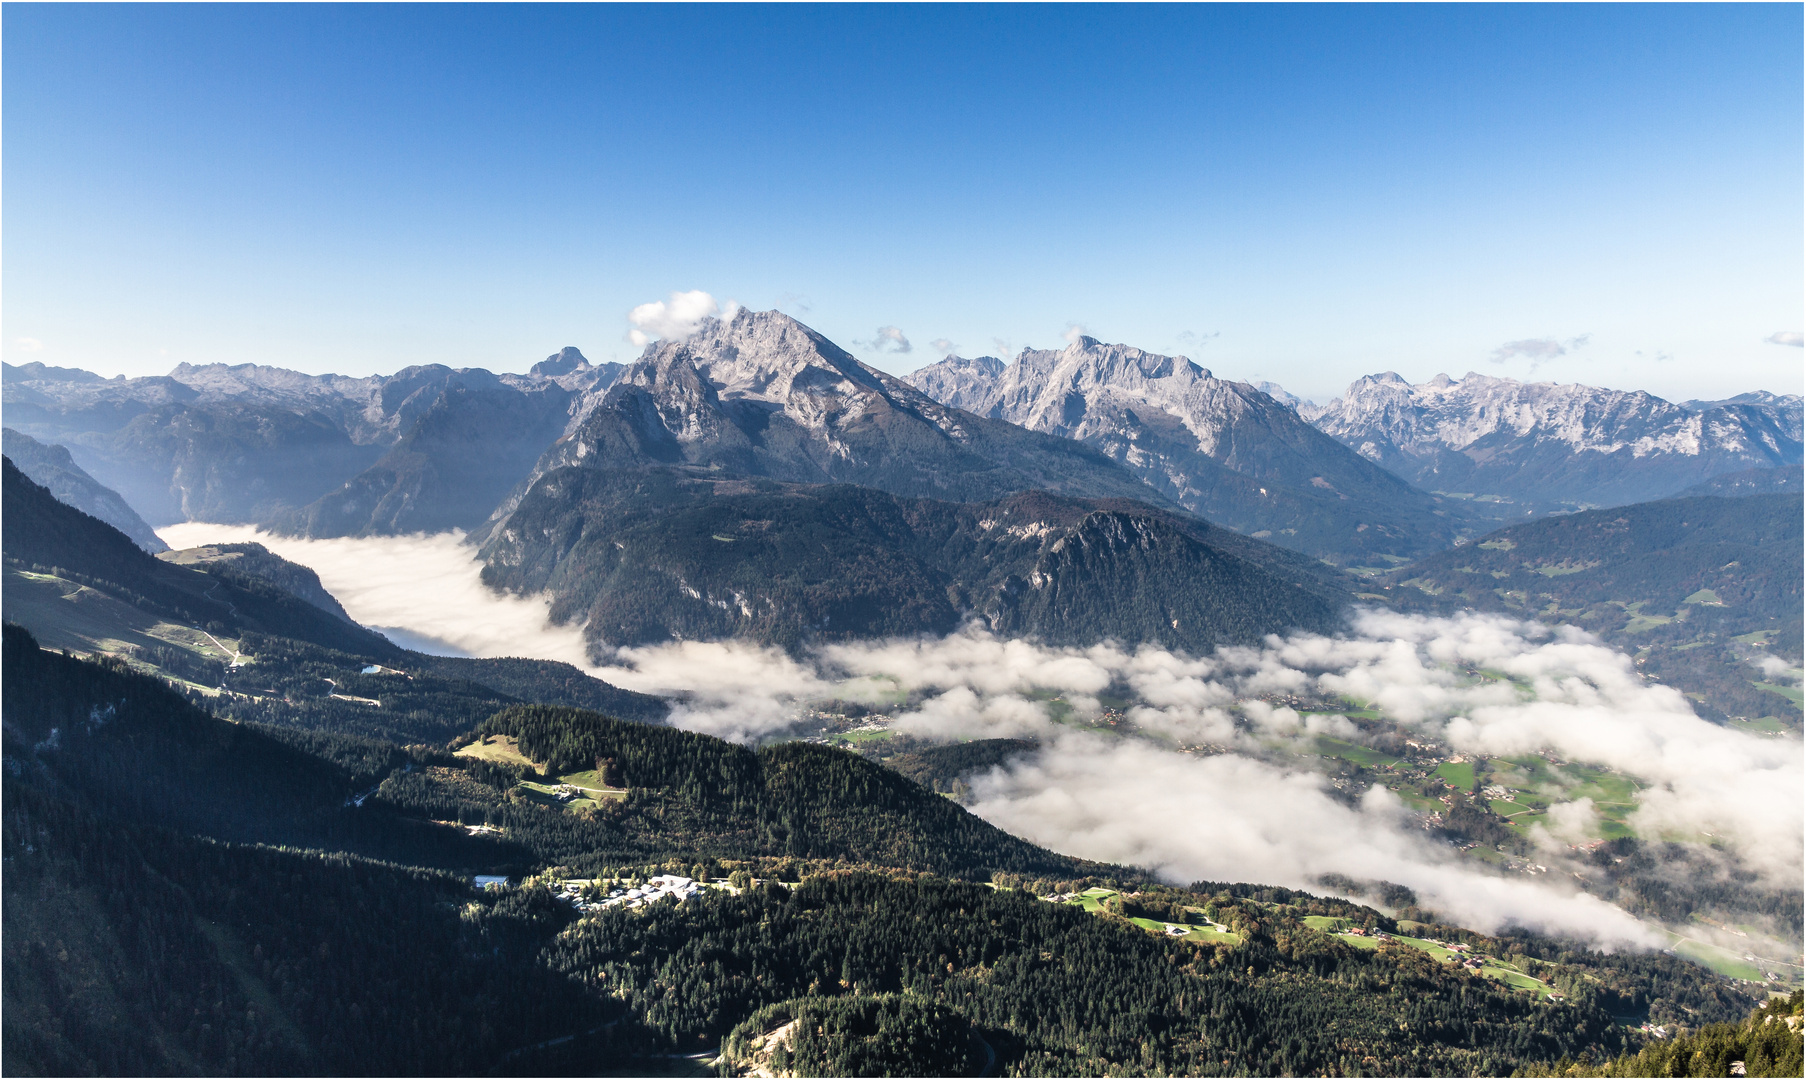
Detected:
[160,523,1804,953]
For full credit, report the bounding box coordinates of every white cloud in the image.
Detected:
[860,326,913,355]
[1490,337,1568,363]
[626,290,740,348]
[14,337,43,353]
[1765,331,1804,347]
[155,523,597,668]
[1063,324,1088,345]
[966,733,1656,945]
[930,338,956,356]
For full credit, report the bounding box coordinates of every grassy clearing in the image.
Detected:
[1620,602,1674,634]
[1683,588,1725,606]
[827,728,895,745]
[1666,933,1768,983]
[555,769,628,798]
[455,734,538,768]
[1533,562,1594,577]
[1433,761,1475,789]
[1313,735,1400,769]
[1729,716,1795,736]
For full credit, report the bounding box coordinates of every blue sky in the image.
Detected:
[4,3,1801,401]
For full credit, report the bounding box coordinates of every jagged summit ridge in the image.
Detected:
[498,309,1161,514]
[1306,371,1804,509]
[905,337,1458,563]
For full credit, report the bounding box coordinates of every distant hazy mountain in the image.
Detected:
[1676,464,1802,498]
[1,428,168,552]
[279,370,598,538]
[2,351,618,529]
[480,467,1348,656]
[905,339,1460,564]
[1304,372,1803,514]
[490,310,1165,528]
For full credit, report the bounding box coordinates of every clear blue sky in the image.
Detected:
[4,3,1801,401]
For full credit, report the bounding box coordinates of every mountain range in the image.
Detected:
[1302,371,1803,515]
[1,351,619,529]
[2,326,1790,1076]
[6,317,1801,661]
[906,339,1461,564]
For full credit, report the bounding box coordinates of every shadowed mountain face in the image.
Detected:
[279,382,586,537]
[480,467,1347,657]
[1305,372,1804,515]
[906,340,1461,565]
[1,428,167,553]
[2,455,401,660]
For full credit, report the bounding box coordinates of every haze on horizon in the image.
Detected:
[2,4,1801,403]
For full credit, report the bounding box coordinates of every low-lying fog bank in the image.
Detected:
[159,524,1803,950]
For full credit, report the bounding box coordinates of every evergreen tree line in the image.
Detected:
[543,872,1646,1077]
[1524,991,1803,1078]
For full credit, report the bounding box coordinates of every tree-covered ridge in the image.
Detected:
[480,465,1347,656]
[460,705,1097,878]
[3,455,668,743]
[1,624,522,871]
[1392,493,1801,631]
[881,738,1039,797]
[718,993,982,1078]
[1526,991,1803,1078]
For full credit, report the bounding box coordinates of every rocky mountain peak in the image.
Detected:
[531,346,591,377]
[625,308,886,409]
[904,335,1457,563]
[907,354,1005,414]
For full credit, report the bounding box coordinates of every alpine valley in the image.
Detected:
[3,310,1802,1078]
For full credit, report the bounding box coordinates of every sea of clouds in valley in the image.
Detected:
[161,524,1803,949]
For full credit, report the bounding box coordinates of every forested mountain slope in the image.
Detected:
[480,467,1348,656]
[3,456,398,660]
[2,783,599,1076]
[1527,991,1802,1078]
[1,428,167,552]
[1387,492,1803,724]
[3,457,668,743]
[436,704,1100,879]
[906,340,1461,564]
